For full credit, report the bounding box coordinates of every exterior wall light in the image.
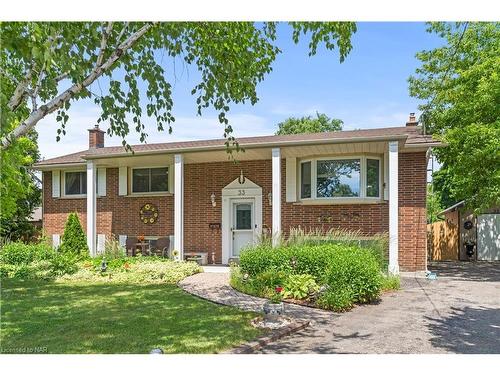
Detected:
[210,193,216,207]
[268,192,272,206]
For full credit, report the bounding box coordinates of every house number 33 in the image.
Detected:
[238,189,246,196]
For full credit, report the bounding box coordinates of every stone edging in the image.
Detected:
[225,319,310,354]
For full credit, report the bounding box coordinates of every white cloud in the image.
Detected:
[36,105,274,160]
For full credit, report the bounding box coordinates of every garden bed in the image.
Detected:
[230,240,400,312]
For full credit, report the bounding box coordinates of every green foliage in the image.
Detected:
[0,241,79,279]
[322,248,382,304]
[62,258,202,284]
[317,288,355,312]
[103,236,126,259]
[427,184,443,223]
[1,22,356,151]
[275,112,343,135]
[381,274,401,291]
[0,64,41,234]
[229,266,287,299]
[237,242,384,311]
[59,213,89,256]
[409,22,500,211]
[282,274,319,300]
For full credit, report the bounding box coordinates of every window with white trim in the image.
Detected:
[132,167,168,193]
[65,171,87,196]
[299,156,382,200]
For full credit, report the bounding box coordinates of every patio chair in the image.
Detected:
[154,237,171,258]
[125,236,138,257]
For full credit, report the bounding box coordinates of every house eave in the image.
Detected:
[82,134,410,161]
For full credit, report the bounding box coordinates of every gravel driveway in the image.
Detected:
[257,262,500,353]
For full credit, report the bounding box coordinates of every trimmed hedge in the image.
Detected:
[237,243,384,312]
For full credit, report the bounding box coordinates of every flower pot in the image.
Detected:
[263,302,284,321]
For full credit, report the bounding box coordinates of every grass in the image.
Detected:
[0,278,260,354]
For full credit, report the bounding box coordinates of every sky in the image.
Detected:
[36,22,444,160]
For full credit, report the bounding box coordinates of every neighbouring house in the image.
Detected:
[431,201,500,261]
[34,114,441,272]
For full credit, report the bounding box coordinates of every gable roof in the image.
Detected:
[34,125,441,167]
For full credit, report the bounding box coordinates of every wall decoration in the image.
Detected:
[140,203,159,224]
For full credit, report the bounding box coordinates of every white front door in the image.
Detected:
[231,200,254,257]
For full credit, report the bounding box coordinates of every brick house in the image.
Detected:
[34,114,441,272]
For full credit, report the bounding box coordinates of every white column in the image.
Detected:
[272,148,281,247]
[174,154,184,261]
[86,161,97,256]
[388,141,399,274]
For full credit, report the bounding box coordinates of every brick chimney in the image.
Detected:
[88,125,105,148]
[406,112,418,127]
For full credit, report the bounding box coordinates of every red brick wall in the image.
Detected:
[42,168,174,241]
[183,160,273,264]
[42,152,427,270]
[398,152,427,271]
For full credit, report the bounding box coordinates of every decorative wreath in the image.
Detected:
[140,203,159,224]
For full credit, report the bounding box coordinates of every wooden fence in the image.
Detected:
[427,220,459,261]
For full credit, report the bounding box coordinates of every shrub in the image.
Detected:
[59,212,89,256]
[381,274,400,291]
[317,288,355,312]
[323,247,382,304]
[0,241,79,279]
[229,266,288,299]
[238,242,384,312]
[282,274,319,300]
[0,241,54,265]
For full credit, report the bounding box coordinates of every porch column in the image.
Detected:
[174,154,184,261]
[388,141,399,274]
[272,148,281,247]
[86,161,97,256]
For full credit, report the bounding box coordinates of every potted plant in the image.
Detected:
[263,286,285,321]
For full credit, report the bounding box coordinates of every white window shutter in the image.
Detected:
[168,165,174,193]
[97,234,106,254]
[285,157,297,203]
[52,170,60,198]
[97,168,106,196]
[118,235,127,247]
[52,234,60,248]
[119,167,127,196]
[384,151,389,200]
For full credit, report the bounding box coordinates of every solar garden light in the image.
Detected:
[100,257,107,273]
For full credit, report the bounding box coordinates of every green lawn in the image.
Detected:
[0,279,260,354]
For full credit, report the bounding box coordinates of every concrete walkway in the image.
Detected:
[179,272,335,322]
[179,262,500,353]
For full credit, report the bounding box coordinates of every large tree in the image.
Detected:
[0,66,41,239]
[409,22,500,212]
[275,112,343,135]
[0,22,356,151]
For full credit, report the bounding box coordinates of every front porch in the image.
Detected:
[83,138,403,272]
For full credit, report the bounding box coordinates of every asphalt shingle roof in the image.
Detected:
[35,125,441,167]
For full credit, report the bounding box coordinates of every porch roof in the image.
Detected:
[34,125,442,168]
